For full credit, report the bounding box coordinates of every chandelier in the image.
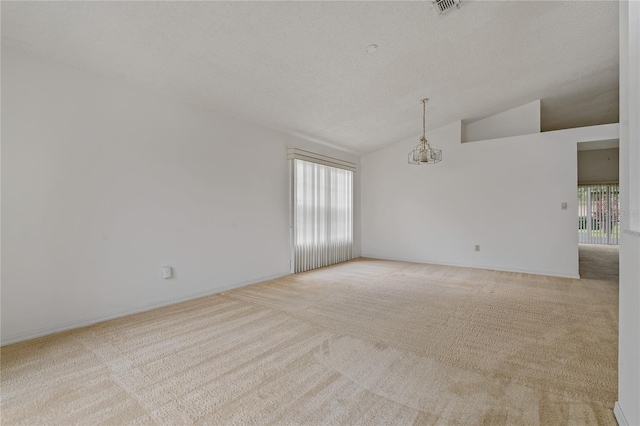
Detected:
[408,98,442,165]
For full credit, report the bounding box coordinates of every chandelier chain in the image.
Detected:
[423,101,425,138]
[421,98,428,139]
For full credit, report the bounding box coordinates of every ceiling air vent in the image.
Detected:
[434,0,460,14]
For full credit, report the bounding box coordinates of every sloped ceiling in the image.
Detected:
[1,1,619,153]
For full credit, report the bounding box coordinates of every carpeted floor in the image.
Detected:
[579,243,619,282]
[1,254,618,425]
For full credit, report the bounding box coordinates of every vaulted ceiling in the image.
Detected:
[1,1,619,153]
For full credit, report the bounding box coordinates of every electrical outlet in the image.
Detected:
[561,202,568,210]
[475,245,480,252]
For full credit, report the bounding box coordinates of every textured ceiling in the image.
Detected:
[1,1,619,154]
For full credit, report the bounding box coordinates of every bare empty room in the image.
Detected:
[2,1,639,425]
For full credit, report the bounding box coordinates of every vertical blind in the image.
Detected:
[293,159,353,273]
[578,183,620,245]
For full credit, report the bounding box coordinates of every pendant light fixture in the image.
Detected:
[408,98,442,165]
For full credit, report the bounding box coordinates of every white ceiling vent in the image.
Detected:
[434,0,460,14]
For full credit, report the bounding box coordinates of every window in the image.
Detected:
[292,158,353,272]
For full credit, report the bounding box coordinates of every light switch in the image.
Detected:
[561,202,568,210]
[161,266,173,279]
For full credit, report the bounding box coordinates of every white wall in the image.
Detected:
[616,1,640,425]
[462,100,540,143]
[361,121,618,279]
[1,46,360,345]
[577,148,620,184]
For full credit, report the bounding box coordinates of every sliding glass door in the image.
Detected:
[293,159,353,273]
[578,184,620,245]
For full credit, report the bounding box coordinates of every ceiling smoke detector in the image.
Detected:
[434,0,461,14]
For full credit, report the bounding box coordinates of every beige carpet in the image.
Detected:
[579,243,619,282]
[1,256,618,425]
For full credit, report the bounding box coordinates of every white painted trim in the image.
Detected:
[287,148,357,172]
[361,254,580,279]
[1,271,291,347]
[614,402,629,426]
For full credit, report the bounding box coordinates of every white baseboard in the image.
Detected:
[1,271,290,347]
[360,254,580,279]
[614,402,629,426]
